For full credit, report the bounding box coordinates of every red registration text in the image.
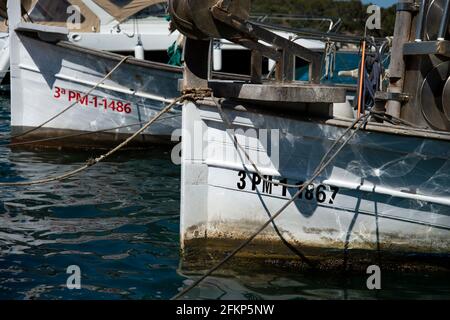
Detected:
[54,86,132,114]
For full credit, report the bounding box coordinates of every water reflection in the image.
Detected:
[0,138,183,299]
[178,271,450,300]
[1,94,449,300]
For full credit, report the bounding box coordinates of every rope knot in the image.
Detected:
[181,88,213,102]
[86,158,97,167]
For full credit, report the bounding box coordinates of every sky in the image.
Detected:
[362,0,397,7]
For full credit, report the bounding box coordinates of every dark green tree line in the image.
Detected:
[252,0,396,37]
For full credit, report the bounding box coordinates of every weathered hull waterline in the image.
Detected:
[9,32,182,148]
[180,100,450,271]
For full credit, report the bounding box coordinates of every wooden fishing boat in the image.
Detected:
[5,0,185,148]
[173,0,450,271]
[5,0,332,148]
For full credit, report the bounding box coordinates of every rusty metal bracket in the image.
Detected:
[396,2,419,13]
[375,91,410,103]
[404,40,450,57]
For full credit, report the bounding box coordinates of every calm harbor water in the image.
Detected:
[0,93,448,300]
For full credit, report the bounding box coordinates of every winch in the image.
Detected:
[424,0,450,40]
[169,0,251,40]
[402,0,450,131]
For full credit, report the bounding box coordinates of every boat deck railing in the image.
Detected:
[250,13,341,33]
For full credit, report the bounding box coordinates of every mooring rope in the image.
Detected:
[370,111,424,129]
[214,97,335,190]
[0,90,210,187]
[213,98,386,269]
[214,97,418,190]
[0,55,131,142]
[213,97,316,267]
[172,110,372,300]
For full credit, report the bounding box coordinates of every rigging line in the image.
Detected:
[172,113,371,300]
[214,97,316,268]
[0,94,194,187]
[370,111,426,129]
[213,97,369,268]
[213,96,370,190]
[0,55,131,142]
[21,4,34,23]
[213,97,303,189]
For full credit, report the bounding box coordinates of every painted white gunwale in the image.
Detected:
[203,160,450,207]
[195,99,450,143]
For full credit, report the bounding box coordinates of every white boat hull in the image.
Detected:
[10,33,182,147]
[180,101,450,271]
[0,32,9,85]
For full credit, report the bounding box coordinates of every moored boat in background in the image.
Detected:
[6,0,185,148]
[5,0,339,148]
